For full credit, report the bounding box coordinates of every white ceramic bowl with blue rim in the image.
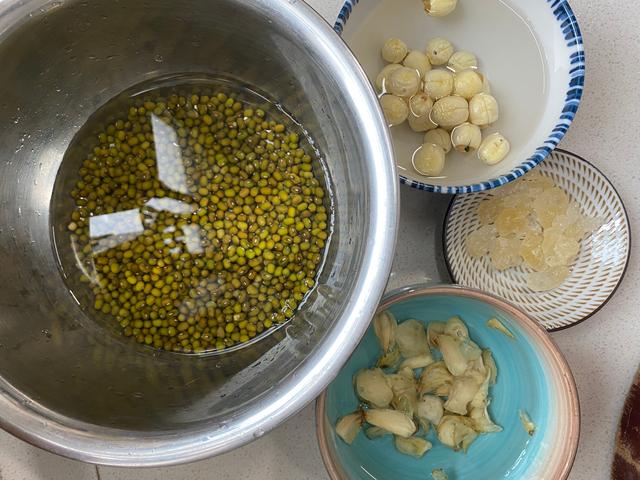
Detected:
[334,0,585,194]
[316,285,580,480]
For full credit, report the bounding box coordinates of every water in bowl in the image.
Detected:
[50,73,334,355]
[342,0,548,188]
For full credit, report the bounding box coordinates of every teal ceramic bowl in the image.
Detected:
[316,285,579,480]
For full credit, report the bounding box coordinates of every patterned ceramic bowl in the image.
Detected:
[444,149,631,331]
[316,285,579,480]
[335,0,584,194]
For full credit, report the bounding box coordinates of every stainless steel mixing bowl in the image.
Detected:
[0,0,398,466]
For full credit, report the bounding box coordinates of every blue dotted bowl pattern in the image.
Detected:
[443,149,631,331]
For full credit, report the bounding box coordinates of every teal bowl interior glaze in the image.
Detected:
[319,286,579,480]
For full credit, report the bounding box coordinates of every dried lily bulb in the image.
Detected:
[448,51,478,72]
[461,338,483,362]
[417,395,444,430]
[437,334,482,376]
[344,317,501,457]
[404,50,432,78]
[468,356,491,409]
[355,368,393,408]
[420,361,454,396]
[376,63,402,92]
[482,349,498,385]
[436,417,458,448]
[373,310,397,353]
[397,366,415,380]
[444,316,469,339]
[382,38,408,63]
[387,369,419,418]
[470,377,490,410]
[426,37,454,65]
[376,346,401,369]
[437,415,478,452]
[394,436,433,458]
[399,353,434,370]
[444,376,482,415]
[427,322,446,348]
[486,317,514,339]
[432,469,449,480]
[364,409,416,438]
[436,335,470,376]
[469,406,502,433]
[394,395,418,422]
[519,410,536,436]
[396,319,429,358]
[465,355,488,384]
[394,370,415,411]
[336,412,363,445]
[365,426,390,439]
[424,128,452,154]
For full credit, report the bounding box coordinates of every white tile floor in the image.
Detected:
[98,404,323,480]
[0,428,98,480]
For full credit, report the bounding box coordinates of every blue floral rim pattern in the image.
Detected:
[334,0,586,195]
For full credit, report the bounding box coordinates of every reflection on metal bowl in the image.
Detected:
[0,0,398,467]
